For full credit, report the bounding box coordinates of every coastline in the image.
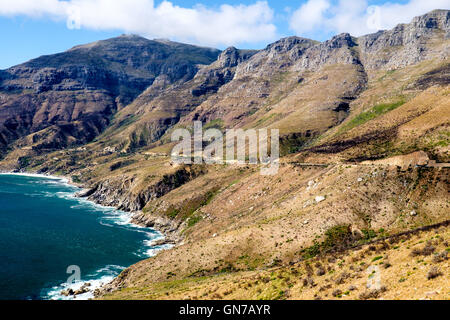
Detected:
[0,171,175,300]
[0,171,71,184]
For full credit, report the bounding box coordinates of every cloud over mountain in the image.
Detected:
[0,0,276,47]
[289,0,450,38]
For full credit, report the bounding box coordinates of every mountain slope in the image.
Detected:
[0,35,220,154]
[88,10,449,157]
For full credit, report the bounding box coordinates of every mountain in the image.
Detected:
[0,10,449,300]
[65,9,450,158]
[0,35,220,153]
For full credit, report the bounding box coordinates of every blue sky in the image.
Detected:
[0,0,448,69]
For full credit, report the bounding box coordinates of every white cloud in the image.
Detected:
[0,0,277,47]
[289,0,330,34]
[289,0,450,39]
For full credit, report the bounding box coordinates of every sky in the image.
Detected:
[0,0,448,69]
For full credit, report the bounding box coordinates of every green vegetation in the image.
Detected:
[71,175,82,183]
[377,69,397,82]
[188,214,203,228]
[338,100,405,135]
[187,213,202,227]
[301,225,383,260]
[301,225,353,259]
[254,113,282,128]
[203,119,224,131]
[372,256,383,262]
[166,207,180,219]
[164,187,219,221]
[322,225,354,251]
[18,156,31,168]
[279,134,310,156]
[109,159,137,171]
[128,126,153,152]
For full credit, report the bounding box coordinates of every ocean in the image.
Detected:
[0,173,167,300]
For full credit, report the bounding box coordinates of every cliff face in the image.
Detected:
[0,35,220,154]
[358,9,450,71]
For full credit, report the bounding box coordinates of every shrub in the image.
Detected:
[316,267,326,276]
[411,241,435,256]
[338,100,405,134]
[187,214,202,227]
[332,289,342,298]
[372,256,383,262]
[300,225,355,259]
[427,267,442,280]
[432,251,448,263]
[359,286,387,300]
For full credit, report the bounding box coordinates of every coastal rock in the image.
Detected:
[83,166,205,213]
[61,288,75,296]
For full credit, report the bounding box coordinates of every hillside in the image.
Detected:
[0,35,220,153]
[0,10,448,300]
[100,221,449,300]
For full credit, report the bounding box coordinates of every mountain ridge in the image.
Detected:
[0,35,221,154]
[1,10,448,156]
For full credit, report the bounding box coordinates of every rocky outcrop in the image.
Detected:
[82,165,206,212]
[294,33,362,71]
[235,36,317,77]
[130,211,182,244]
[102,46,257,151]
[358,9,449,70]
[74,166,208,244]
[191,47,257,96]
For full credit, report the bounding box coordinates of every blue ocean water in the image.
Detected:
[0,174,166,300]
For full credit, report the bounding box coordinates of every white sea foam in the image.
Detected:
[44,229,169,301]
[17,174,172,299]
[43,265,125,301]
[0,172,69,183]
[3,171,172,300]
[142,244,174,257]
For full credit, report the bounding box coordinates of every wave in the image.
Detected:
[42,265,125,301]
[20,175,172,300]
[2,172,172,300]
[140,243,174,258]
[0,172,69,184]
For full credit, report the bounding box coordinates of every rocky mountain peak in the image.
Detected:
[358,9,449,70]
[0,35,221,152]
[293,33,361,72]
[411,9,449,32]
[326,33,357,49]
[216,47,257,69]
[0,9,448,156]
[266,36,316,53]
